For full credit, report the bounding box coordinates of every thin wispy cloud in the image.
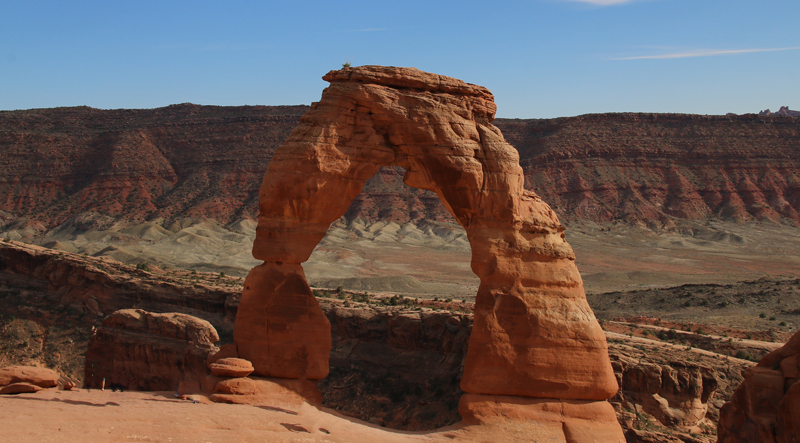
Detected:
[611,47,800,60]
[344,28,388,32]
[565,0,639,5]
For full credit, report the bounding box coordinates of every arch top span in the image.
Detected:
[234,67,620,422]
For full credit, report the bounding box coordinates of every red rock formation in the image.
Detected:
[209,358,254,378]
[236,65,621,440]
[0,382,42,394]
[84,309,219,391]
[611,357,719,432]
[235,263,331,379]
[0,241,237,328]
[0,365,59,388]
[717,329,800,442]
[2,104,799,233]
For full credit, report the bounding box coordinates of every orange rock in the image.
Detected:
[0,365,59,388]
[207,343,238,367]
[209,358,254,378]
[210,376,322,407]
[718,329,800,442]
[84,309,219,391]
[459,393,624,442]
[234,263,331,379]
[0,382,43,395]
[239,65,617,401]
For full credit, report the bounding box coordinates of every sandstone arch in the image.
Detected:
[234,66,622,437]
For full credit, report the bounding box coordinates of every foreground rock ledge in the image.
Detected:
[234,65,622,441]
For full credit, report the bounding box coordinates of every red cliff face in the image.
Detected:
[1,106,798,229]
[496,114,800,225]
[0,104,305,228]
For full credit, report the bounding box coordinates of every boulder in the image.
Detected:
[0,382,43,395]
[209,358,254,378]
[84,309,219,391]
[0,366,59,388]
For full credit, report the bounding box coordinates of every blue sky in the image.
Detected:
[1,0,798,118]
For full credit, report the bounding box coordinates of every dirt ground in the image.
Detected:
[0,389,588,443]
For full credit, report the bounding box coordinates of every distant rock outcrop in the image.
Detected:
[84,309,219,391]
[717,329,800,442]
[759,106,800,117]
[235,65,623,441]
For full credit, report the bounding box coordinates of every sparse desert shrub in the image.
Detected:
[759,312,766,319]
[780,321,788,326]
[770,316,777,321]
[136,262,150,271]
[735,350,756,361]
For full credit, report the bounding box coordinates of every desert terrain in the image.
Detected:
[1,102,799,442]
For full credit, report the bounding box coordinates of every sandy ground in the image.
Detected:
[0,389,576,443]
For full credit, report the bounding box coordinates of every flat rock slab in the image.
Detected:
[0,382,43,395]
[459,393,625,443]
[0,365,59,388]
[211,376,322,407]
[209,358,254,377]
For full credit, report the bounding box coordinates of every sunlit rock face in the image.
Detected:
[235,65,622,441]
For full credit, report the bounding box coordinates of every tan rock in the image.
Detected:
[238,65,617,402]
[459,393,624,442]
[211,376,322,407]
[209,358,254,378]
[0,382,43,395]
[0,365,59,388]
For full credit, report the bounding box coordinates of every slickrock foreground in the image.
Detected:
[236,65,623,441]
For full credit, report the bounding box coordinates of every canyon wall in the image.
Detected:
[2,106,798,232]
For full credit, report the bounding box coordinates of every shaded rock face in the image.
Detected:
[611,356,718,430]
[0,241,237,329]
[84,309,219,391]
[236,65,621,439]
[717,329,800,443]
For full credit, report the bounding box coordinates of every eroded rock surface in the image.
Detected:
[0,365,59,389]
[717,329,800,442]
[236,65,621,440]
[84,309,219,390]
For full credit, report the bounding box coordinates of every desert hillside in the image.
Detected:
[2,105,798,231]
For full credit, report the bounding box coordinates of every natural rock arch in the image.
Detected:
[234,66,623,439]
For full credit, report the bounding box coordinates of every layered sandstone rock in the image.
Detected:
[0,365,59,388]
[237,65,621,440]
[209,358,254,378]
[717,329,800,442]
[84,309,219,390]
[611,355,719,433]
